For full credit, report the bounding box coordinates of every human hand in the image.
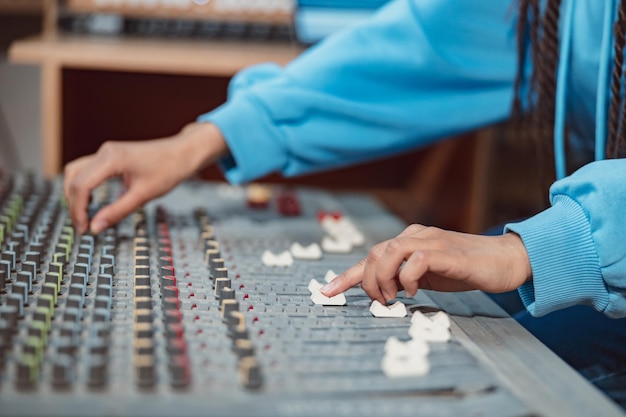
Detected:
[64,122,228,235]
[321,224,532,303]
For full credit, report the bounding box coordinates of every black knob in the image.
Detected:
[238,356,263,390]
[96,284,112,299]
[99,264,114,277]
[16,271,32,293]
[76,254,91,268]
[134,275,150,286]
[134,265,150,276]
[78,244,93,256]
[0,260,10,277]
[214,267,228,279]
[87,356,107,388]
[214,278,231,298]
[100,254,115,267]
[97,274,113,287]
[71,273,88,286]
[51,355,74,387]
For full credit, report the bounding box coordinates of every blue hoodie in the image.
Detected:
[198,0,626,319]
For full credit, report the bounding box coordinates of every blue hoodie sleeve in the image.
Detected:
[505,159,626,319]
[197,0,519,184]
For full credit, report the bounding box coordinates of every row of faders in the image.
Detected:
[132,204,261,391]
[131,206,192,388]
[0,173,116,389]
[195,208,263,389]
[0,173,266,392]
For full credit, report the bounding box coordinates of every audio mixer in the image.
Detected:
[0,172,622,417]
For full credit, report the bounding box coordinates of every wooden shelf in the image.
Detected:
[9,34,304,76]
[8,34,304,177]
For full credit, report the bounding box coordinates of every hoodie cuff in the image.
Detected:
[504,195,609,317]
[197,95,287,184]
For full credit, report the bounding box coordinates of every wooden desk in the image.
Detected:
[9,34,304,176]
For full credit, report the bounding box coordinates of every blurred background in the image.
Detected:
[0,0,42,173]
[0,0,548,234]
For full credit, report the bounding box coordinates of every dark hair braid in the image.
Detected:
[514,0,626,167]
[534,0,562,160]
[613,0,626,157]
[607,2,626,156]
[512,0,561,166]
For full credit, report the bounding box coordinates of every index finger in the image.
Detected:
[66,155,119,234]
[64,156,98,235]
[320,258,366,296]
[320,224,428,297]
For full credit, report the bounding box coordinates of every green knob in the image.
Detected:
[33,306,52,331]
[25,336,44,363]
[49,263,64,283]
[62,226,75,244]
[39,292,56,310]
[17,353,39,385]
[29,321,48,346]
[54,250,68,265]
[0,214,12,232]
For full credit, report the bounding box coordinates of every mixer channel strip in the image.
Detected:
[0,174,545,417]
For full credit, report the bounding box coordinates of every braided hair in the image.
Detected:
[513,0,626,165]
[609,0,626,156]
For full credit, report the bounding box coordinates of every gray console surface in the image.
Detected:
[0,176,622,417]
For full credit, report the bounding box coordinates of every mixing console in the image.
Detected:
[0,173,620,417]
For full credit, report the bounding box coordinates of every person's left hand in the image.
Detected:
[320,224,532,304]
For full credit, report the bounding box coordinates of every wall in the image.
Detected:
[0,13,545,233]
[0,14,42,174]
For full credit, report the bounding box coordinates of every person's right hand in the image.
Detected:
[321,224,531,303]
[64,122,228,235]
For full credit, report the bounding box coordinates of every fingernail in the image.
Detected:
[90,219,108,235]
[382,291,393,302]
[320,281,337,295]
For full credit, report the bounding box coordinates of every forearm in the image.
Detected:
[200,0,519,183]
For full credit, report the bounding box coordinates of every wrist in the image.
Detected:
[178,122,229,173]
[501,232,532,288]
